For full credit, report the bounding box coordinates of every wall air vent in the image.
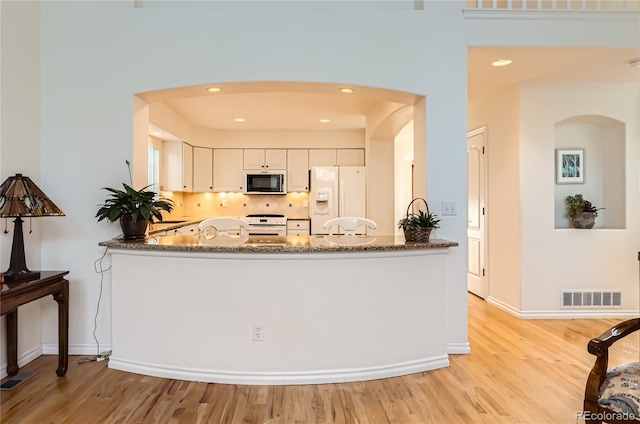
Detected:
[562,290,622,308]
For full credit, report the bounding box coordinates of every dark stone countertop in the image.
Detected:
[99,234,458,253]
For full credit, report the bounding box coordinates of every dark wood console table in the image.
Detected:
[1,271,69,377]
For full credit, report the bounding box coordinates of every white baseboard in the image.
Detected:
[486,296,640,319]
[109,355,451,385]
[0,345,43,380]
[1,344,113,379]
[446,342,471,354]
[42,343,113,356]
[486,296,523,318]
[519,310,640,319]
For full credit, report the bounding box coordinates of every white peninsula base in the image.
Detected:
[107,238,454,385]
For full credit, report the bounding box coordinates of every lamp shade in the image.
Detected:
[0,174,65,218]
[1,174,64,282]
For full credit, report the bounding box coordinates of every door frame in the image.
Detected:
[467,126,489,299]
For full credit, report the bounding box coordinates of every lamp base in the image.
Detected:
[2,270,41,283]
[2,217,40,283]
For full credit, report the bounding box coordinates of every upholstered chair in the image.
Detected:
[584,318,640,423]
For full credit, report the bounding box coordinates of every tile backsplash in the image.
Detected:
[175,192,309,219]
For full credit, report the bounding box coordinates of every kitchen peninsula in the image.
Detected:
[101,234,457,385]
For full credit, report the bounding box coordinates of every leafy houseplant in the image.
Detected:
[96,160,174,239]
[398,198,440,242]
[565,194,603,229]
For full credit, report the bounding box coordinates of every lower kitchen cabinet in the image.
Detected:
[287,219,310,236]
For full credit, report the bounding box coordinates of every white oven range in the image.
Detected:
[243,214,287,236]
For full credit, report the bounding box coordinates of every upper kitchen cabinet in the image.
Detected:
[214,149,244,192]
[308,149,337,167]
[287,149,309,192]
[244,149,287,170]
[337,149,365,166]
[193,147,213,192]
[162,141,193,192]
[308,149,365,167]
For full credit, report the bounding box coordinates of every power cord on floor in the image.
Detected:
[78,246,112,365]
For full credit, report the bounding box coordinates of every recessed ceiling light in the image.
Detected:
[492,59,512,67]
[234,118,246,122]
[319,119,330,123]
[339,88,355,94]
[206,87,222,93]
[628,58,640,68]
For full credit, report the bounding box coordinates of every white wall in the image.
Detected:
[468,85,522,312]
[470,80,638,318]
[520,82,639,315]
[28,0,471,356]
[394,121,414,237]
[0,0,46,376]
[602,123,626,229]
[3,0,638,372]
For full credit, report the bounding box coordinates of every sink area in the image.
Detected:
[244,236,288,247]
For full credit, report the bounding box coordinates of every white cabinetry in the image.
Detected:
[193,147,213,192]
[308,149,365,168]
[287,219,310,236]
[337,149,365,166]
[244,149,287,170]
[162,141,193,192]
[214,149,244,192]
[308,149,337,167]
[286,149,309,192]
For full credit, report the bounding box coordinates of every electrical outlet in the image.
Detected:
[221,199,227,208]
[253,324,264,341]
[442,201,457,216]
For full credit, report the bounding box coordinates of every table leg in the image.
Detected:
[5,310,18,376]
[53,280,69,377]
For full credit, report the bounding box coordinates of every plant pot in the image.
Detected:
[571,212,595,229]
[403,227,432,242]
[119,214,148,240]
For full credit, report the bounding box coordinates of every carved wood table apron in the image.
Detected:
[0,271,69,377]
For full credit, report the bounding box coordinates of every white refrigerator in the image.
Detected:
[310,166,366,235]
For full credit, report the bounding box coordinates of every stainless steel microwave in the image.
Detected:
[244,171,286,194]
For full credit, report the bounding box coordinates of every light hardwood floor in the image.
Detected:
[2,294,638,424]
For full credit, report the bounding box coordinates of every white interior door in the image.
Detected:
[467,129,487,298]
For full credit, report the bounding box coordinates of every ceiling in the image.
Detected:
[141,47,640,136]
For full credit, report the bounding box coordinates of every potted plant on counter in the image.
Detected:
[96,160,174,240]
[565,194,603,229]
[398,197,440,242]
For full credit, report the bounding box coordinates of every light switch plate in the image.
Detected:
[442,201,457,216]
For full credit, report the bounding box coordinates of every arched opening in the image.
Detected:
[133,82,424,234]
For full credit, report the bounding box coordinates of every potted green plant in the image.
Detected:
[398,198,440,242]
[96,160,174,239]
[565,194,603,229]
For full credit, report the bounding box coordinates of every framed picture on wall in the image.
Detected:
[556,148,585,184]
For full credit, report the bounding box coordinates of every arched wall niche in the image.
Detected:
[553,114,625,229]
